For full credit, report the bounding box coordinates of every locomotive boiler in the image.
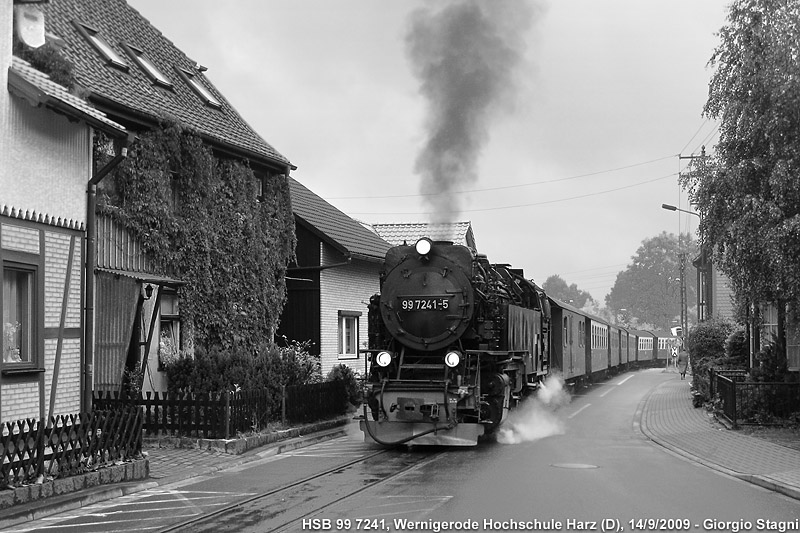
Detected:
[360,238,551,446]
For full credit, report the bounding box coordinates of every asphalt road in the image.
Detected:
[11,369,800,533]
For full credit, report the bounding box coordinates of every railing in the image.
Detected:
[0,408,142,487]
[710,369,800,427]
[94,380,349,439]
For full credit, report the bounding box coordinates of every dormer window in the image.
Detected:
[177,68,221,109]
[121,43,172,88]
[72,21,128,71]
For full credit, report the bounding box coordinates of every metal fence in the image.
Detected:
[710,369,800,427]
[94,380,349,439]
[0,408,143,487]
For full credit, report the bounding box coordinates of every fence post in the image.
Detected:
[224,391,231,440]
[709,367,715,398]
[36,416,45,480]
[282,384,286,425]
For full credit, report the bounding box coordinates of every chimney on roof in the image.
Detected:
[14,3,46,49]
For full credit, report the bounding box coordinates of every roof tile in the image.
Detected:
[371,221,476,250]
[288,178,391,261]
[40,0,291,168]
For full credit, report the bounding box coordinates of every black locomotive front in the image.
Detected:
[360,238,549,446]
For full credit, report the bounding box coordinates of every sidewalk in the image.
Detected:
[639,371,800,501]
[0,417,356,529]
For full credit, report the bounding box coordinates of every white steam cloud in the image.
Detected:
[496,373,570,445]
[406,0,538,223]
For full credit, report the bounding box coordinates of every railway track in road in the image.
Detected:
[159,444,447,533]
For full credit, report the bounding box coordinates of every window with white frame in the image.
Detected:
[177,68,222,109]
[788,305,800,372]
[158,290,181,369]
[2,262,36,365]
[761,303,779,345]
[73,22,129,70]
[121,43,172,88]
[338,311,361,359]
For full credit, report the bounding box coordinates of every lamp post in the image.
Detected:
[661,203,700,344]
[661,203,700,219]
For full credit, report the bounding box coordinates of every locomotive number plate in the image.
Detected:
[400,297,450,311]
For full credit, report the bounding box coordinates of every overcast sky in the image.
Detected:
[128,0,727,303]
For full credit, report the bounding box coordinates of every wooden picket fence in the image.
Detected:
[0,408,142,487]
[93,380,348,439]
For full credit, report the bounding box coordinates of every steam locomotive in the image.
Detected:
[360,238,551,446]
[359,238,674,446]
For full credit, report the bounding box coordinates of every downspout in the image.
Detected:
[84,133,134,412]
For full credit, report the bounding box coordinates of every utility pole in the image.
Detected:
[679,252,687,342]
[675,146,705,341]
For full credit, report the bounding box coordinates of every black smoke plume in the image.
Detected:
[406,0,536,223]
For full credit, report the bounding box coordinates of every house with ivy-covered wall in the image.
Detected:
[1,1,131,421]
[30,0,296,396]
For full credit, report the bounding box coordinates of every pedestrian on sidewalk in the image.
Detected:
[677,349,689,380]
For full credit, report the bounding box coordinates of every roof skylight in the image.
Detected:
[73,21,128,70]
[177,68,221,108]
[121,43,172,88]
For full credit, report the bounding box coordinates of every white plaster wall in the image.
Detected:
[319,245,381,377]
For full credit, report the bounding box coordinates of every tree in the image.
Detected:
[542,275,594,308]
[680,0,800,328]
[605,232,697,330]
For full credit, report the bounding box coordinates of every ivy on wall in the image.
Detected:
[96,122,296,353]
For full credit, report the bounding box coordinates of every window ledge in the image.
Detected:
[2,367,45,376]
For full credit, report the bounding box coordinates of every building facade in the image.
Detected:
[2,2,128,421]
[279,178,391,376]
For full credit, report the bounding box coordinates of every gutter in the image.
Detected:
[287,254,352,272]
[84,133,134,412]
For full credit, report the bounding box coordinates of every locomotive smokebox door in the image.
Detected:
[380,249,474,351]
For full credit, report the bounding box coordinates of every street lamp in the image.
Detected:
[661,203,700,218]
[661,203,698,343]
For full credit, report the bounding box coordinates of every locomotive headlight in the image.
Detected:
[415,237,433,256]
[376,351,393,367]
[444,350,461,368]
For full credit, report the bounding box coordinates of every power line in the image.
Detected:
[680,119,710,154]
[348,172,678,216]
[328,154,678,200]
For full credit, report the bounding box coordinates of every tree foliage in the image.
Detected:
[680,0,800,314]
[605,232,697,330]
[96,122,296,353]
[542,275,594,308]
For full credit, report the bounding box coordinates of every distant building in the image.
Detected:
[371,221,477,251]
[279,178,391,376]
[693,248,735,323]
[694,249,799,371]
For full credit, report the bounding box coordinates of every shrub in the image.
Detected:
[686,318,737,400]
[750,339,788,383]
[327,364,362,406]
[724,328,749,368]
[163,340,322,394]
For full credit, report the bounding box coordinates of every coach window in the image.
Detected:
[338,311,361,360]
[568,316,573,346]
[563,317,568,347]
[2,262,37,366]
